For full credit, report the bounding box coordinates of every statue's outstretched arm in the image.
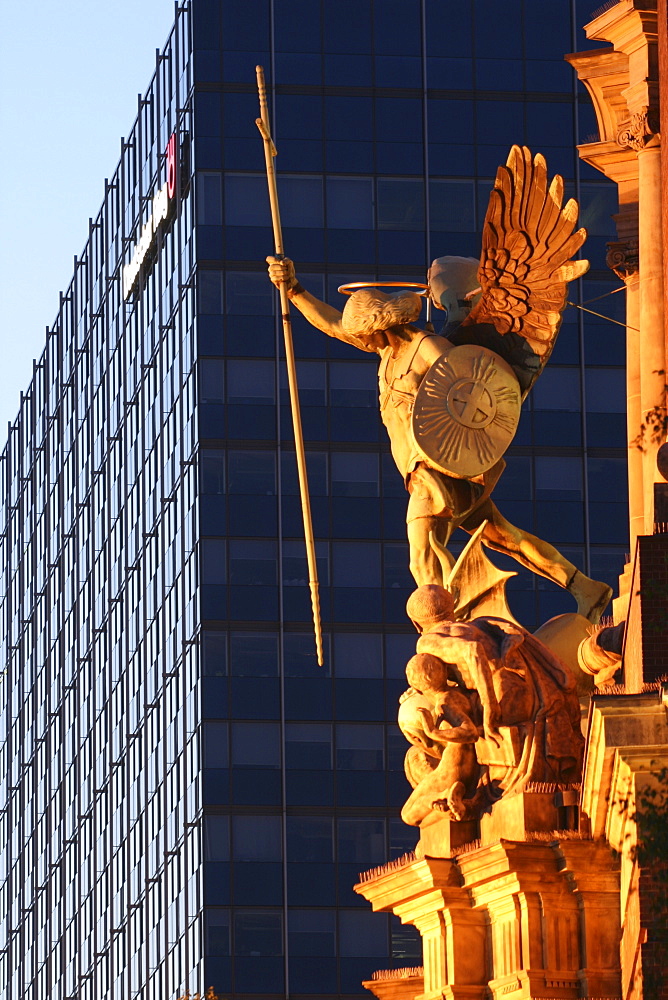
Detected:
[267,255,348,340]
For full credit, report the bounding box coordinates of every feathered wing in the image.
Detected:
[461,145,589,360]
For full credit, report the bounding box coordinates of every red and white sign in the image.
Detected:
[123,133,178,299]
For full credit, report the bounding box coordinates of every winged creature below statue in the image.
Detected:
[267,145,612,623]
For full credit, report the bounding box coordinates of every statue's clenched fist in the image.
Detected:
[266,255,297,289]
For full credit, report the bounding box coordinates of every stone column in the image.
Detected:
[636,136,666,531]
[626,269,644,549]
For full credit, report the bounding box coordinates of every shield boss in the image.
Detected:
[411,345,521,478]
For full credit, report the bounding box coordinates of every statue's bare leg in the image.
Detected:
[461,500,612,622]
[401,749,478,826]
[407,516,454,587]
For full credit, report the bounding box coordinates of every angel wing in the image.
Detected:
[461,145,588,370]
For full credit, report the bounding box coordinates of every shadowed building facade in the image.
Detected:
[0,2,624,1000]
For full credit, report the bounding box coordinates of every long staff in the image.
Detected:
[255,65,323,666]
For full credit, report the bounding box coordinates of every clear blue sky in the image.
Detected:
[0,1,176,438]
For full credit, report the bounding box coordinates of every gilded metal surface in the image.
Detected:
[411,345,521,478]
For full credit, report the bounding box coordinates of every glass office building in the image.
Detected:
[0,2,625,999]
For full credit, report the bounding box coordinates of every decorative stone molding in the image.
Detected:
[617,107,661,150]
[606,238,640,278]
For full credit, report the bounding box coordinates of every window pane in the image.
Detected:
[535,457,583,499]
[384,633,415,680]
[326,177,374,229]
[202,539,227,584]
[229,633,279,676]
[329,362,377,407]
[204,816,230,861]
[199,359,225,402]
[234,911,283,956]
[202,632,227,676]
[199,271,224,314]
[285,723,332,770]
[198,172,223,224]
[331,453,379,497]
[286,816,333,862]
[339,910,388,957]
[231,722,280,767]
[225,174,270,226]
[579,182,618,237]
[279,360,327,406]
[332,542,380,588]
[227,360,275,403]
[284,632,331,676]
[229,540,277,586]
[585,368,625,413]
[334,634,382,678]
[389,817,418,858]
[203,721,229,767]
[289,910,336,956]
[201,451,225,494]
[532,368,580,411]
[278,176,324,228]
[226,271,274,315]
[377,178,425,231]
[587,457,627,501]
[338,818,385,863]
[228,451,276,495]
[281,451,328,496]
[233,815,282,861]
[281,539,329,587]
[336,724,384,769]
[429,179,475,232]
[383,542,412,592]
[206,909,230,956]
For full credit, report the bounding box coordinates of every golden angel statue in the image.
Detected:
[267,146,611,623]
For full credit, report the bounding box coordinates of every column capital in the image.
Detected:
[606,238,640,277]
[617,106,661,150]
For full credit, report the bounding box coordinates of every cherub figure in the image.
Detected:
[267,146,611,622]
[399,655,481,824]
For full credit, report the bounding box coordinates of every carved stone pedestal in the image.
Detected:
[416,811,479,859]
[414,787,579,859]
[362,968,425,1000]
[478,786,579,845]
[356,834,621,1000]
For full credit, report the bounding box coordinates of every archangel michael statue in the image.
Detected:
[267,146,612,624]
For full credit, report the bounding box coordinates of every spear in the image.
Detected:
[255,65,324,666]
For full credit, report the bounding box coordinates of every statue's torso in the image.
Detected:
[377,332,446,478]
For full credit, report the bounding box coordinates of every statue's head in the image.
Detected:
[406,584,455,632]
[406,652,449,693]
[428,256,480,327]
[341,288,422,342]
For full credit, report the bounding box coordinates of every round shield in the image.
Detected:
[411,345,521,478]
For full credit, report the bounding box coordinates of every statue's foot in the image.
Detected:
[447,781,467,821]
[432,781,468,821]
[568,571,613,623]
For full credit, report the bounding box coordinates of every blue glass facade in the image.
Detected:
[0,2,625,999]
